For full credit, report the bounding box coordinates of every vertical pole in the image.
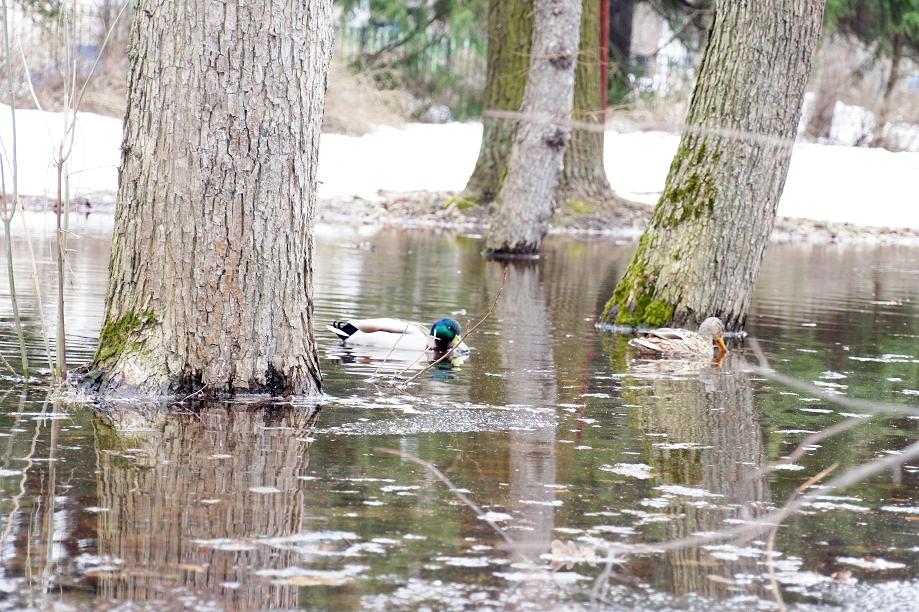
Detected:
[599,0,610,122]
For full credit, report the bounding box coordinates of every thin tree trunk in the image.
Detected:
[601,0,824,330]
[874,33,901,148]
[485,0,583,256]
[556,0,616,208]
[464,0,616,210]
[462,0,533,204]
[88,0,332,397]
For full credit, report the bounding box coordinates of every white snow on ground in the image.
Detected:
[3,105,918,229]
[0,104,122,198]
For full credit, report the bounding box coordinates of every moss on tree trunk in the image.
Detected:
[601,0,825,331]
[87,0,332,398]
[463,0,533,204]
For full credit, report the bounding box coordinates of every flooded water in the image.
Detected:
[1,214,918,610]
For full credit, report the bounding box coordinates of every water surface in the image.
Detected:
[0,216,918,610]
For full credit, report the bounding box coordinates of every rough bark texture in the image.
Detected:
[485,0,582,256]
[601,0,825,330]
[874,34,901,147]
[556,0,616,207]
[89,0,332,397]
[462,0,533,204]
[463,0,615,209]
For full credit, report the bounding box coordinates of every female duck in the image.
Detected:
[328,317,470,355]
[629,317,728,359]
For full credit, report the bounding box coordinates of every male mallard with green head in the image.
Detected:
[328,317,469,356]
[629,317,728,359]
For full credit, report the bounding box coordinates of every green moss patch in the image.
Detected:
[94,310,157,364]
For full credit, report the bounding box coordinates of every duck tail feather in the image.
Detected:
[629,337,662,355]
[329,320,359,339]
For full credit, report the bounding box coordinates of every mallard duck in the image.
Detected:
[327,317,470,355]
[628,317,728,359]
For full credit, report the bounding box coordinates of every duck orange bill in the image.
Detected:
[716,338,729,354]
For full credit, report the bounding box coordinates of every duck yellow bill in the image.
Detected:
[716,338,728,354]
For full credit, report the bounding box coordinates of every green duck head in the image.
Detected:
[430,318,463,352]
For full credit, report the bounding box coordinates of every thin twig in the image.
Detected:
[744,337,919,418]
[0,349,15,375]
[397,266,509,386]
[370,323,411,378]
[766,463,837,612]
[376,447,528,561]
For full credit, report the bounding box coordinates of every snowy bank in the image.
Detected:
[3,105,918,230]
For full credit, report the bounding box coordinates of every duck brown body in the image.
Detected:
[628,317,728,359]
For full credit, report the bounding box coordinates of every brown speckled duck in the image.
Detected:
[629,317,728,359]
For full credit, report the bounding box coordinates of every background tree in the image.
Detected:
[462,0,533,203]
[485,0,582,256]
[823,0,919,143]
[601,0,825,330]
[86,0,333,397]
[608,0,635,104]
[557,0,616,206]
[464,0,616,209]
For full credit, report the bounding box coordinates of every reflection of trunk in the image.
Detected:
[491,262,558,603]
[629,363,769,599]
[485,0,582,256]
[93,404,320,609]
[601,0,825,330]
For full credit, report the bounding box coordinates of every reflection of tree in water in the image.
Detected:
[627,361,770,600]
[490,261,559,603]
[93,403,320,609]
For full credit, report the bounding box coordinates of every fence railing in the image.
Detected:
[336,25,486,120]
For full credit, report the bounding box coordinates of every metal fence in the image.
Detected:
[3,6,486,119]
[336,25,486,119]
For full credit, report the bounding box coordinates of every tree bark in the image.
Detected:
[485,0,583,256]
[462,0,534,205]
[88,0,332,397]
[556,0,616,207]
[463,0,616,209]
[601,0,825,330]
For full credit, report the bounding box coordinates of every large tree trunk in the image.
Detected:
[600,0,824,330]
[87,0,332,397]
[462,0,533,204]
[463,0,615,209]
[484,0,582,256]
[556,0,616,207]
